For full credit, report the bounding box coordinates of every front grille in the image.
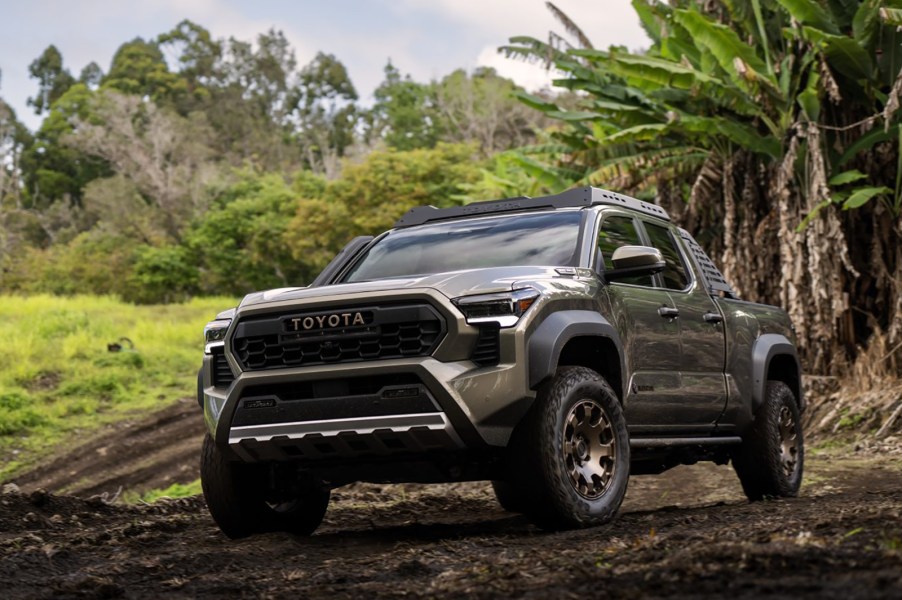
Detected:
[471,323,501,366]
[211,347,235,388]
[232,303,445,371]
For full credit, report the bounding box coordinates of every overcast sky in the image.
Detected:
[0,0,650,131]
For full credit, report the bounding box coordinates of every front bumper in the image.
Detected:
[202,289,536,462]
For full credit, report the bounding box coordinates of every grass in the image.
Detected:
[0,294,235,480]
[123,479,203,504]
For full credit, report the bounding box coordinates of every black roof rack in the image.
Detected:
[393,186,670,228]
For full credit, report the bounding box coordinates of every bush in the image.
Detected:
[125,245,199,304]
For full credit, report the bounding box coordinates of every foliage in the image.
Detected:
[26,45,76,116]
[284,143,485,275]
[135,479,202,503]
[502,0,902,374]
[188,172,315,294]
[367,61,443,151]
[2,230,139,297]
[367,63,552,156]
[0,295,233,480]
[103,38,190,105]
[20,83,111,207]
[127,245,199,304]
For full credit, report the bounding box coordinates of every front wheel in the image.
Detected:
[732,380,804,501]
[508,366,630,530]
[200,434,330,538]
[490,480,522,513]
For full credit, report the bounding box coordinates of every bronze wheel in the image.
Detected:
[562,399,617,499]
[507,366,630,530]
[731,380,804,501]
[778,405,800,479]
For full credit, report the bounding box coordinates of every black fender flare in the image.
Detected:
[751,333,803,412]
[196,366,204,410]
[527,310,625,396]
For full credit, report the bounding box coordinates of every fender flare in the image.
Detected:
[527,310,625,396]
[751,333,803,412]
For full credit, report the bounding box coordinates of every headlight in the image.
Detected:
[204,319,231,353]
[453,288,540,328]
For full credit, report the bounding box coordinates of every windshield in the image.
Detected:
[343,210,583,283]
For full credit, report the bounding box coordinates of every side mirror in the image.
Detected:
[603,245,666,282]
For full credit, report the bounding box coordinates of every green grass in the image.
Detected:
[0,294,235,480]
[126,479,203,503]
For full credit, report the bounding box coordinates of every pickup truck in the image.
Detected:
[198,186,804,538]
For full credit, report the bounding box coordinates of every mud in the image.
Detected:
[2,403,901,598]
[12,399,204,498]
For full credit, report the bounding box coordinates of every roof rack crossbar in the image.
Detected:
[393,187,670,228]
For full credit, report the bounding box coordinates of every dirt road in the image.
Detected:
[1,403,900,598]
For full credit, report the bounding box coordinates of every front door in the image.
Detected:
[595,213,683,429]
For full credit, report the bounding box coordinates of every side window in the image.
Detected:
[596,215,653,287]
[644,223,690,290]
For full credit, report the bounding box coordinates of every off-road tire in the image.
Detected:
[490,480,522,513]
[508,366,630,530]
[200,434,330,538]
[732,380,804,501]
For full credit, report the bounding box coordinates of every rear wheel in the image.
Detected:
[200,434,330,538]
[508,366,630,530]
[732,380,804,501]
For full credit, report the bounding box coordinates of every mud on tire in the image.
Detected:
[200,434,330,539]
[508,366,630,530]
[732,380,804,501]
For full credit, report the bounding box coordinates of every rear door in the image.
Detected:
[640,221,727,426]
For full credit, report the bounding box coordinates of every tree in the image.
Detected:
[27,45,76,115]
[19,83,110,208]
[65,90,217,241]
[503,0,902,375]
[284,143,484,275]
[294,52,359,177]
[188,172,312,293]
[434,67,548,155]
[367,61,442,150]
[102,37,189,105]
[78,62,104,89]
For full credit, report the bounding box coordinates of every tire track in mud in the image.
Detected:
[1,402,900,598]
[10,398,205,498]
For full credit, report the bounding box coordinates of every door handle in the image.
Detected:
[657,306,680,318]
[703,312,723,323]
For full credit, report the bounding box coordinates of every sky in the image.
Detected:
[0,0,650,132]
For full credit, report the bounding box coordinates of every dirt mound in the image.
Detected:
[1,456,900,598]
[803,376,902,449]
[10,398,205,498]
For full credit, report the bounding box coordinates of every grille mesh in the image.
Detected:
[232,304,445,371]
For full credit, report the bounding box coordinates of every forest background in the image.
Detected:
[1,1,901,467]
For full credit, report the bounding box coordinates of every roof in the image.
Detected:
[393,186,671,228]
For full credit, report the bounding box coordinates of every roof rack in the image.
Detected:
[393,187,670,228]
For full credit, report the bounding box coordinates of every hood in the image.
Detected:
[239,266,567,308]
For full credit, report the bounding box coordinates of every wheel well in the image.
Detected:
[768,354,800,403]
[557,336,623,402]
